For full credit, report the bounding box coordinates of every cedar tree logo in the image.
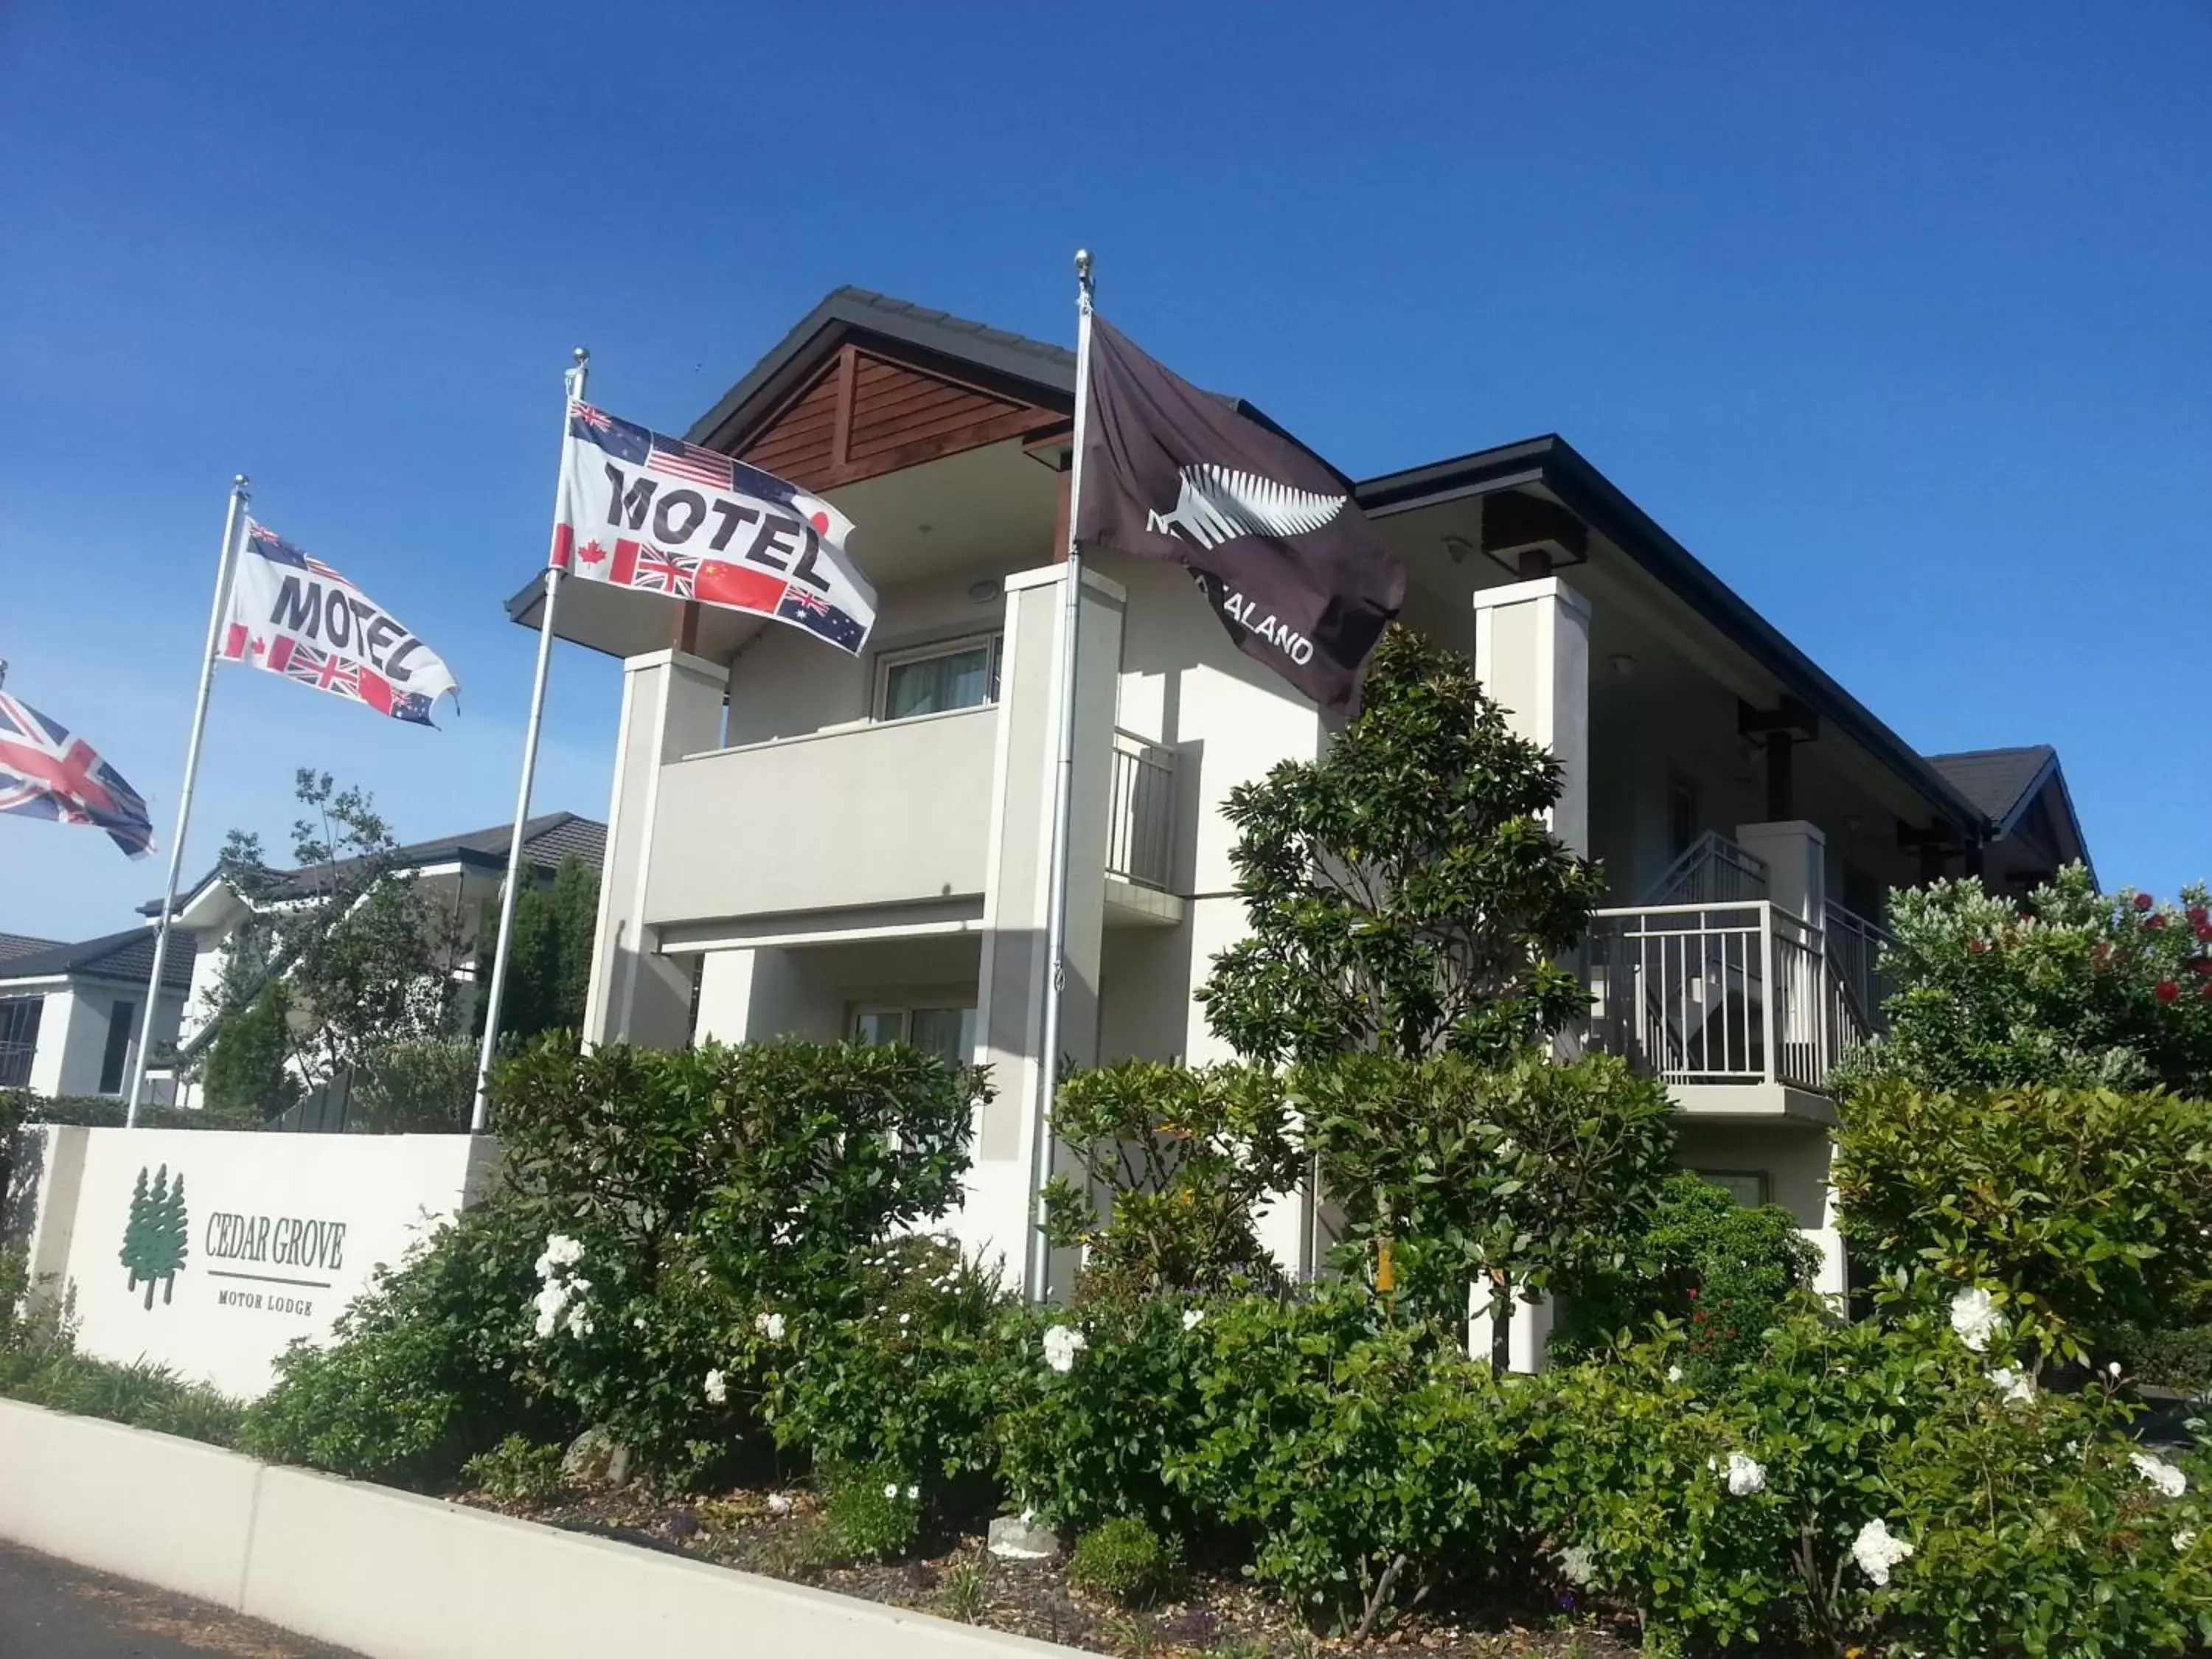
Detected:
[1145,464,1349,550]
[119,1163,189,1310]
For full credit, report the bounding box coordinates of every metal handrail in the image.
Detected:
[1106,729,1176,892]
[1641,830,1770,906]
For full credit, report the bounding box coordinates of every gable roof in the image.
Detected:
[0,932,62,964]
[145,813,608,917]
[686,286,1079,452]
[1927,746,2058,825]
[0,925,195,992]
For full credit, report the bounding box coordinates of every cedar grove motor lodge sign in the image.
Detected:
[117,1161,349,1322]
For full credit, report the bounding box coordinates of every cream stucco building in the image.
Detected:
[515,288,2091,1346]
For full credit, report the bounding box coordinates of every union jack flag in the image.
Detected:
[633,546,698,597]
[279,641,361,700]
[0,692,156,860]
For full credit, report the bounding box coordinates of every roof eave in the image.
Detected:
[1357,436,1990,837]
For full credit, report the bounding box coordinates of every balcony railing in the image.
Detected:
[1586,897,1891,1095]
[1106,730,1177,891]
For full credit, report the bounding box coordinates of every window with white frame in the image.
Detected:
[852,1004,977,1068]
[874,634,1002,722]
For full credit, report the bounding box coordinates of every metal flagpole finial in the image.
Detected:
[233,473,249,493]
[1074,248,1093,290]
[572,347,589,368]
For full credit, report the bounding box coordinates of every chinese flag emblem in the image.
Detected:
[693,561,787,616]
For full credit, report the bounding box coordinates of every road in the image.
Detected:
[0,1542,363,1659]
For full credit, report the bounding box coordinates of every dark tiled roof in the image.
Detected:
[1927,746,2058,826]
[147,813,608,916]
[0,926,195,992]
[0,932,62,964]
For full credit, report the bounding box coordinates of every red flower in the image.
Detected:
[2191,906,2209,926]
[2194,958,2212,975]
[2157,980,2182,1003]
[2197,923,2212,942]
[2137,893,2157,911]
[2150,915,2170,930]
[1969,939,1990,955]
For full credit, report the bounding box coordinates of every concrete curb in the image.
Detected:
[0,1399,1077,1658]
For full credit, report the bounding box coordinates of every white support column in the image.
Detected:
[1470,576,1593,857]
[1733,820,1828,925]
[582,649,730,1051]
[959,562,1126,1292]
[1470,574,1592,1370]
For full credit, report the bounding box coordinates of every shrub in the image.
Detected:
[240,1201,563,1488]
[484,1037,986,1488]
[761,1236,1034,1510]
[200,981,299,1123]
[1834,1081,2212,1361]
[1168,1284,1539,1632]
[823,1463,922,1561]
[2111,1321,2212,1397]
[999,1293,1208,1539]
[1553,1172,1819,1380]
[1042,1062,1303,1301]
[1837,865,2212,1098]
[352,1033,476,1133]
[462,1434,567,1502]
[1301,1051,1677,1353]
[1069,1517,1185,1607]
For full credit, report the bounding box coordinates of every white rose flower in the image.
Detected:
[566,1306,594,1339]
[1949,1287,2000,1353]
[1666,1364,1683,1384]
[1725,1452,1766,1496]
[906,1485,919,1501]
[703,1368,727,1405]
[1041,1324,1088,1373]
[1851,1517,1914,1587]
[1557,1544,1596,1587]
[883,1483,900,1500]
[2177,1529,2198,1551]
[899,1312,912,1326]
[2132,1450,2188,1498]
[755,1311,787,1342]
[1988,1366,2035,1405]
[537,1234,583,1275]
[1182,1308,1204,1331]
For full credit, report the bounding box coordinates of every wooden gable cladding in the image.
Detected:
[735,339,1066,491]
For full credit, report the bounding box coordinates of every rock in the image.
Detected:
[559,1427,633,1489]
[987,1514,1060,1562]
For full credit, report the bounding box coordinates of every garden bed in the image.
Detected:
[455,1481,1640,1659]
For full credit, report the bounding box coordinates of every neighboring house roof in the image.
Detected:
[1927,745,2058,825]
[1927,745,2092,880]
[0,926,195,993]
[144,812,608,918]
[0,932,62,964]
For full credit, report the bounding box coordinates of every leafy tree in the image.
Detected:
[482,855,599,1042]
[1299,1051,1677,1363]
[203,770,462,1104]
[1835,863,2212,1099]
[199,982,297,1124]
[352,1034,476,1133]
[1197,625,1604,1066]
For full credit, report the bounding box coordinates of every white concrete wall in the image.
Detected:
[24,981,182,1097]
[1672,1119,1846,1299]
[647,706,998,926]
[0,1399,1084,1659]
[32,1127,501,1397]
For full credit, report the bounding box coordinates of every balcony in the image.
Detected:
[1583,835,1894,1113]
[644,706,1001,934]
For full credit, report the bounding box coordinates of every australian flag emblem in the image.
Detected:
[776,586,866,653]
[570,402,651,465]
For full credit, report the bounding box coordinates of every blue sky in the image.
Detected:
[3,1,2206,940]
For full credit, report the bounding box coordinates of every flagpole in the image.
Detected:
[470,347,588,1134]
[1026,250,1095,1301]
[125,474,249,1127]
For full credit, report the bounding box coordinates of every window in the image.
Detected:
[99,1001,136,1095]
[1692,1169,1769,1208]
[0,996,41,1089]
[853,1004,977,1068]
[876,636,1002,721]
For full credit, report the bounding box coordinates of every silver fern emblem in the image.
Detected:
[1146,464,1347,549]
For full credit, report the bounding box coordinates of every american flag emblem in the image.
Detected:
[0,691,156,859]
[649,434,737,492]
[633,546,698,597]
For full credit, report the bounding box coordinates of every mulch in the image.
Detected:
[457,1484,1641,1658]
